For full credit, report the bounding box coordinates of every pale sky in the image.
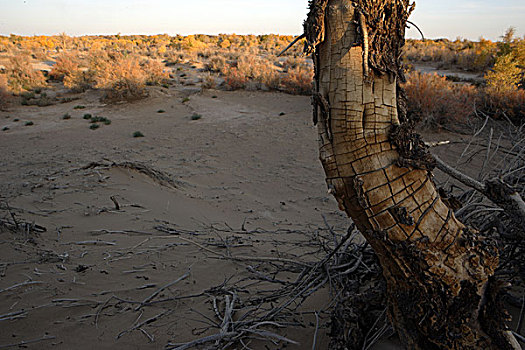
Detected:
[0,0,524,41]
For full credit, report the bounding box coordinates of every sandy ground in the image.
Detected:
[0,85,474,349]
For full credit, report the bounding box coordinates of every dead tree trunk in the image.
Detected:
[305,0,521,348]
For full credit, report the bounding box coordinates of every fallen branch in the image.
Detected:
[277,33,306,57]
[0,280,45,294]
[0,335,56,349]
[434,155,525,237]
[135,271,190,311]
[166,332,237,350]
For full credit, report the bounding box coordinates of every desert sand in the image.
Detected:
[0,82,467,349]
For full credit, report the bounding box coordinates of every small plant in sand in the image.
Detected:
[83,113,92,120]
[2,126,9,131]
[157,109,165,113]
[89,123,99,130]
[25,121,34,126]
[74,105,85,109]
[62,113,71,120]
[190,113,202,120]
[132,131,144,137]
[89,116,111,125]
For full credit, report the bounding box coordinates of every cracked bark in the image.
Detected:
[307,0,521,348]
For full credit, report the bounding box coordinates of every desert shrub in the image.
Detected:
[404,39,497,72]
[5,55,47,93]
[280,66,313,95]
[403,71,477,129]
[282,56,303,70]
[49,53,80,81]
[237,55,267,78]
[49,53,93,92]
[232,54,282,90]
[142,60,169,86]
[258,68,281,90]
[64,70,92,92]
[88,53,148,102]
[224,67,247,90]
[479,88,525,123]
[201,73,218,89]
[180,35,208,52]
[164,50,185,65]
[103,78,148,102]
[205,55,228,73]
[0,74,11,110]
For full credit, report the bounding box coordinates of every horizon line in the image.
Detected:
[0,31,511,42]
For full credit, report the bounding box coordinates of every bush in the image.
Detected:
[92,55,148,102]
[142,60,169,86]
[224,67,247,90]
[280,66,313,95]
[403,71,477,129]
[205,55,228,73]
[479,88,525,123]
[0,74,11,110]
[49,53,80,81]
[5,55,47,93]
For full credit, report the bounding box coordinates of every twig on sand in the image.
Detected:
[64,240,117,246]
[0,280,45,294]
[110,196,120,210]
[117,310,172,340]
[174,235,311,267]
[0,335,56,349]
[166,332,237,350]
[312,311,320,350]
[0,310,28,322]
[135,271,191,311]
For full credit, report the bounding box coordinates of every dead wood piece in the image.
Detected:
[110,196,120,210]
[0,280,45,294]
[117,310,172,340]
[166,332,237,350]
[135,271,190,311]
[65,240,117,246]
[435,155,525,237]
[118,161,180,189]
[277,34,306,57]
[0,335,56,349]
